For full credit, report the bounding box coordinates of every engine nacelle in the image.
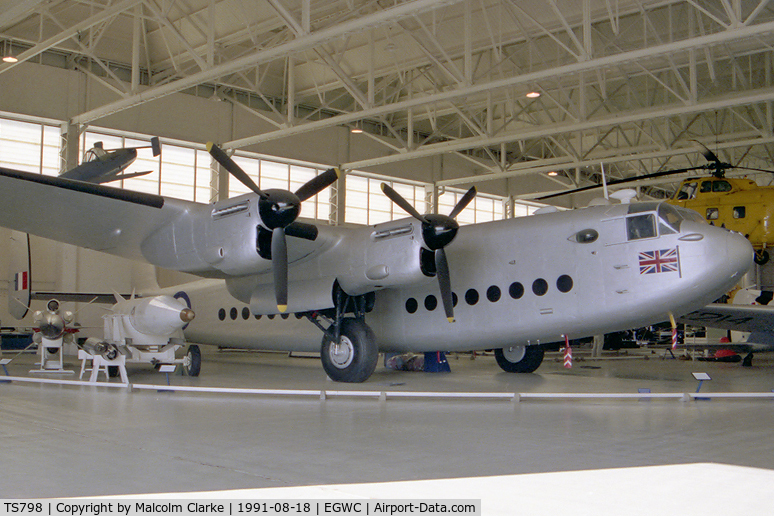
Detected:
[336,219,430,296]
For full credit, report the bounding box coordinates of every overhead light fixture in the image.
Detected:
[526,91,541,99]
[2,40,17,63]
[351,122,363,134]
[547,171,558,176]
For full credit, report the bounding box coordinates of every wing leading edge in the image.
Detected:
[0,167,204,263]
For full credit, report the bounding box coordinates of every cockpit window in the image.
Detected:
[676,182,698,200]
[700,181,713,193]
[627,202,660,215]
[657,204,682,234]
[627,214,656,240]
[712,180,732,193]
[674,206,706,224]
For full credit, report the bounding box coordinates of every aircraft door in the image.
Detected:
[600,217,637,306]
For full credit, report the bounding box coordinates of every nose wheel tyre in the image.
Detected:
[495,345,544,373]
[321,318,378,383]
[184,344,201,377]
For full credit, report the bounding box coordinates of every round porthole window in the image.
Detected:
[557,275,573,293]
[532,278,548,296]
[486,285,501,302]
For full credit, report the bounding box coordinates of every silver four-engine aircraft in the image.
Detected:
[0,143,754,382]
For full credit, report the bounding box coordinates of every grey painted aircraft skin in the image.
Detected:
[168,201,751,354]
[0,166,753,381]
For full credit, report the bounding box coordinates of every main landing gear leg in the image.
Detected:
[305,288,378,383]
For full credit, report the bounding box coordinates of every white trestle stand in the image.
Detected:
[78,349,128,383]
[31,336,73,374]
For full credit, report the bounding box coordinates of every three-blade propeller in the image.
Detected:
[207,142,340,312]
[381,183,477,323]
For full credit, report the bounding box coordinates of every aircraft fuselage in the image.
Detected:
[172,201,752,355]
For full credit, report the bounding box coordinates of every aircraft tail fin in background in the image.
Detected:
[150,137,161,157]
[8,230,31,320]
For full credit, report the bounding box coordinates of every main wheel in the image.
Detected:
[495,345,544,373]
[754,250,769,265]
[321,318,378,383]
[184,344,201,377]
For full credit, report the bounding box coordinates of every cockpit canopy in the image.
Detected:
[624,202,704,241]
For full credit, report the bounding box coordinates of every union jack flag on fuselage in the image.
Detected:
[639,248,680,275]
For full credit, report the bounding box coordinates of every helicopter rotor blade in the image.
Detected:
[537,166,705,200]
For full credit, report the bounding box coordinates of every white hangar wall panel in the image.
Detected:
[0,63,85,122]
[87,84,234,149]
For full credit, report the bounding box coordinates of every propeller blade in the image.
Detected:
[285,221,319,240]
[295,167,340,202]
[448,186,477,219]
[272,227,288,313]
[381,183,427,222]
[206,142,266,199]
[435,248,455,323]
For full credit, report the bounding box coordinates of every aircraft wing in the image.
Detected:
[0,167,202,263]
[677,304,774,333]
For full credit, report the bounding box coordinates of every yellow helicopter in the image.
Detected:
[539,144,774,264]
[668,175,774,264]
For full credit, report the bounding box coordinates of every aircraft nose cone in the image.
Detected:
[724,230,754,281]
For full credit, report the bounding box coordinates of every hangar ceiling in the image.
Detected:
[3,0,774,202]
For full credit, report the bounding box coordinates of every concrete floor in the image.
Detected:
[1,346,774,513]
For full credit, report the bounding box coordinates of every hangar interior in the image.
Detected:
[2,0,774,509]
[3,0,774,323]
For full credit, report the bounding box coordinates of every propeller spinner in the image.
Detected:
[207,142,340,312]
[381,183,476,323]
